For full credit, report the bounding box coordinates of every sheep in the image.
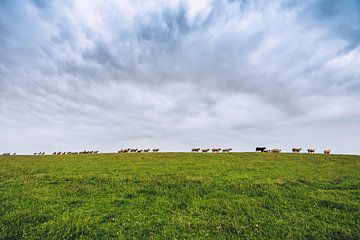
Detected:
[130,149,138,153]
[120,148,130,153]
[201,148,210,153]
[292,148,302,153]
[222,148,232,153]
[324,149,331,154]
[137,149,143,153]
[191,148,200,152]
[121,149,128,153]
[271,149,281,153]
[256,147,266,152]
[212,148,221,153]
[118,148,130,153]
[143,149,150,152]
[152,148,159,152]
[307,149,315,154]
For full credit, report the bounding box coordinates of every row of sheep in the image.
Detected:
[2,149,157,156]
[33,151,100,155]
[2,153,16,156]
[54,150,99,155]
[1,148,332,156]
[191,148,232,153]
[256,147,331,154]
[118,148,160,153]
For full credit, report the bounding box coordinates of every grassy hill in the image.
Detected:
[0,153,359,239]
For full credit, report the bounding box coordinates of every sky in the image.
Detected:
[0,0,359,154]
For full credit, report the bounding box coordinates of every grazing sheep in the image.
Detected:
[222,148,232,153]
[191,148,200,152]
[256,147,266,152]
[119,148,130,153]
[324,149,331,154]
[201,148,210,153]
[118,149,128,153]
[130,149,138,153]
[212,148,221,153]
[292,148,302,153]
[307,149,315,154]
[137,149,143,153]
[271,149,281,153]
[143,149,150,152]
[152,148,159,152]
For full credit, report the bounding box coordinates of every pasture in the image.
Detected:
[0,153,359,239]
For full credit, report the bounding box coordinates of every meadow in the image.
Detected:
[0,153,359,239]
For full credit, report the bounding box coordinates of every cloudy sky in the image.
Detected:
[0,0,359,154]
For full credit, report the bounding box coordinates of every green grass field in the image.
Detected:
[0,153,359,239]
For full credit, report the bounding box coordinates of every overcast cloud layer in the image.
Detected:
[0,0,359,154]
